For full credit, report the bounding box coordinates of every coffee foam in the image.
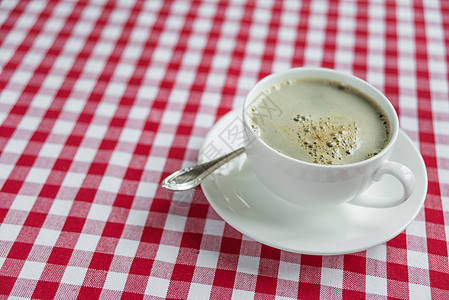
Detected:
[249,78,390,165]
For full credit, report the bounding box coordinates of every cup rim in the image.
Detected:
[242,67,399,169]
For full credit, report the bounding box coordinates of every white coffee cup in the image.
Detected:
[242,68,415,208]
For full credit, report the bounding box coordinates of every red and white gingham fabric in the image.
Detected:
[1,0,448,298]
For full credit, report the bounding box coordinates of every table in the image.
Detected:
[1,0,448,298]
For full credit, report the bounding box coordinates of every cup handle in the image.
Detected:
[349,161,416,208]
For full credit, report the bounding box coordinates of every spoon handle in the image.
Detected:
[161,147,245,191]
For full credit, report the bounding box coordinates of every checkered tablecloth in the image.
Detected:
[1,0,448,299]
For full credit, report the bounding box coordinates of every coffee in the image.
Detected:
[248,78,390,165]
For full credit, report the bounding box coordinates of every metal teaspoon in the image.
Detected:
[160,147,245,191]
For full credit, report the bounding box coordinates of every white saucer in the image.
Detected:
[199,110,427,255]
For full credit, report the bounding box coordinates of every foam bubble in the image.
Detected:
[294,116,361,164]
[250,123,260,136]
